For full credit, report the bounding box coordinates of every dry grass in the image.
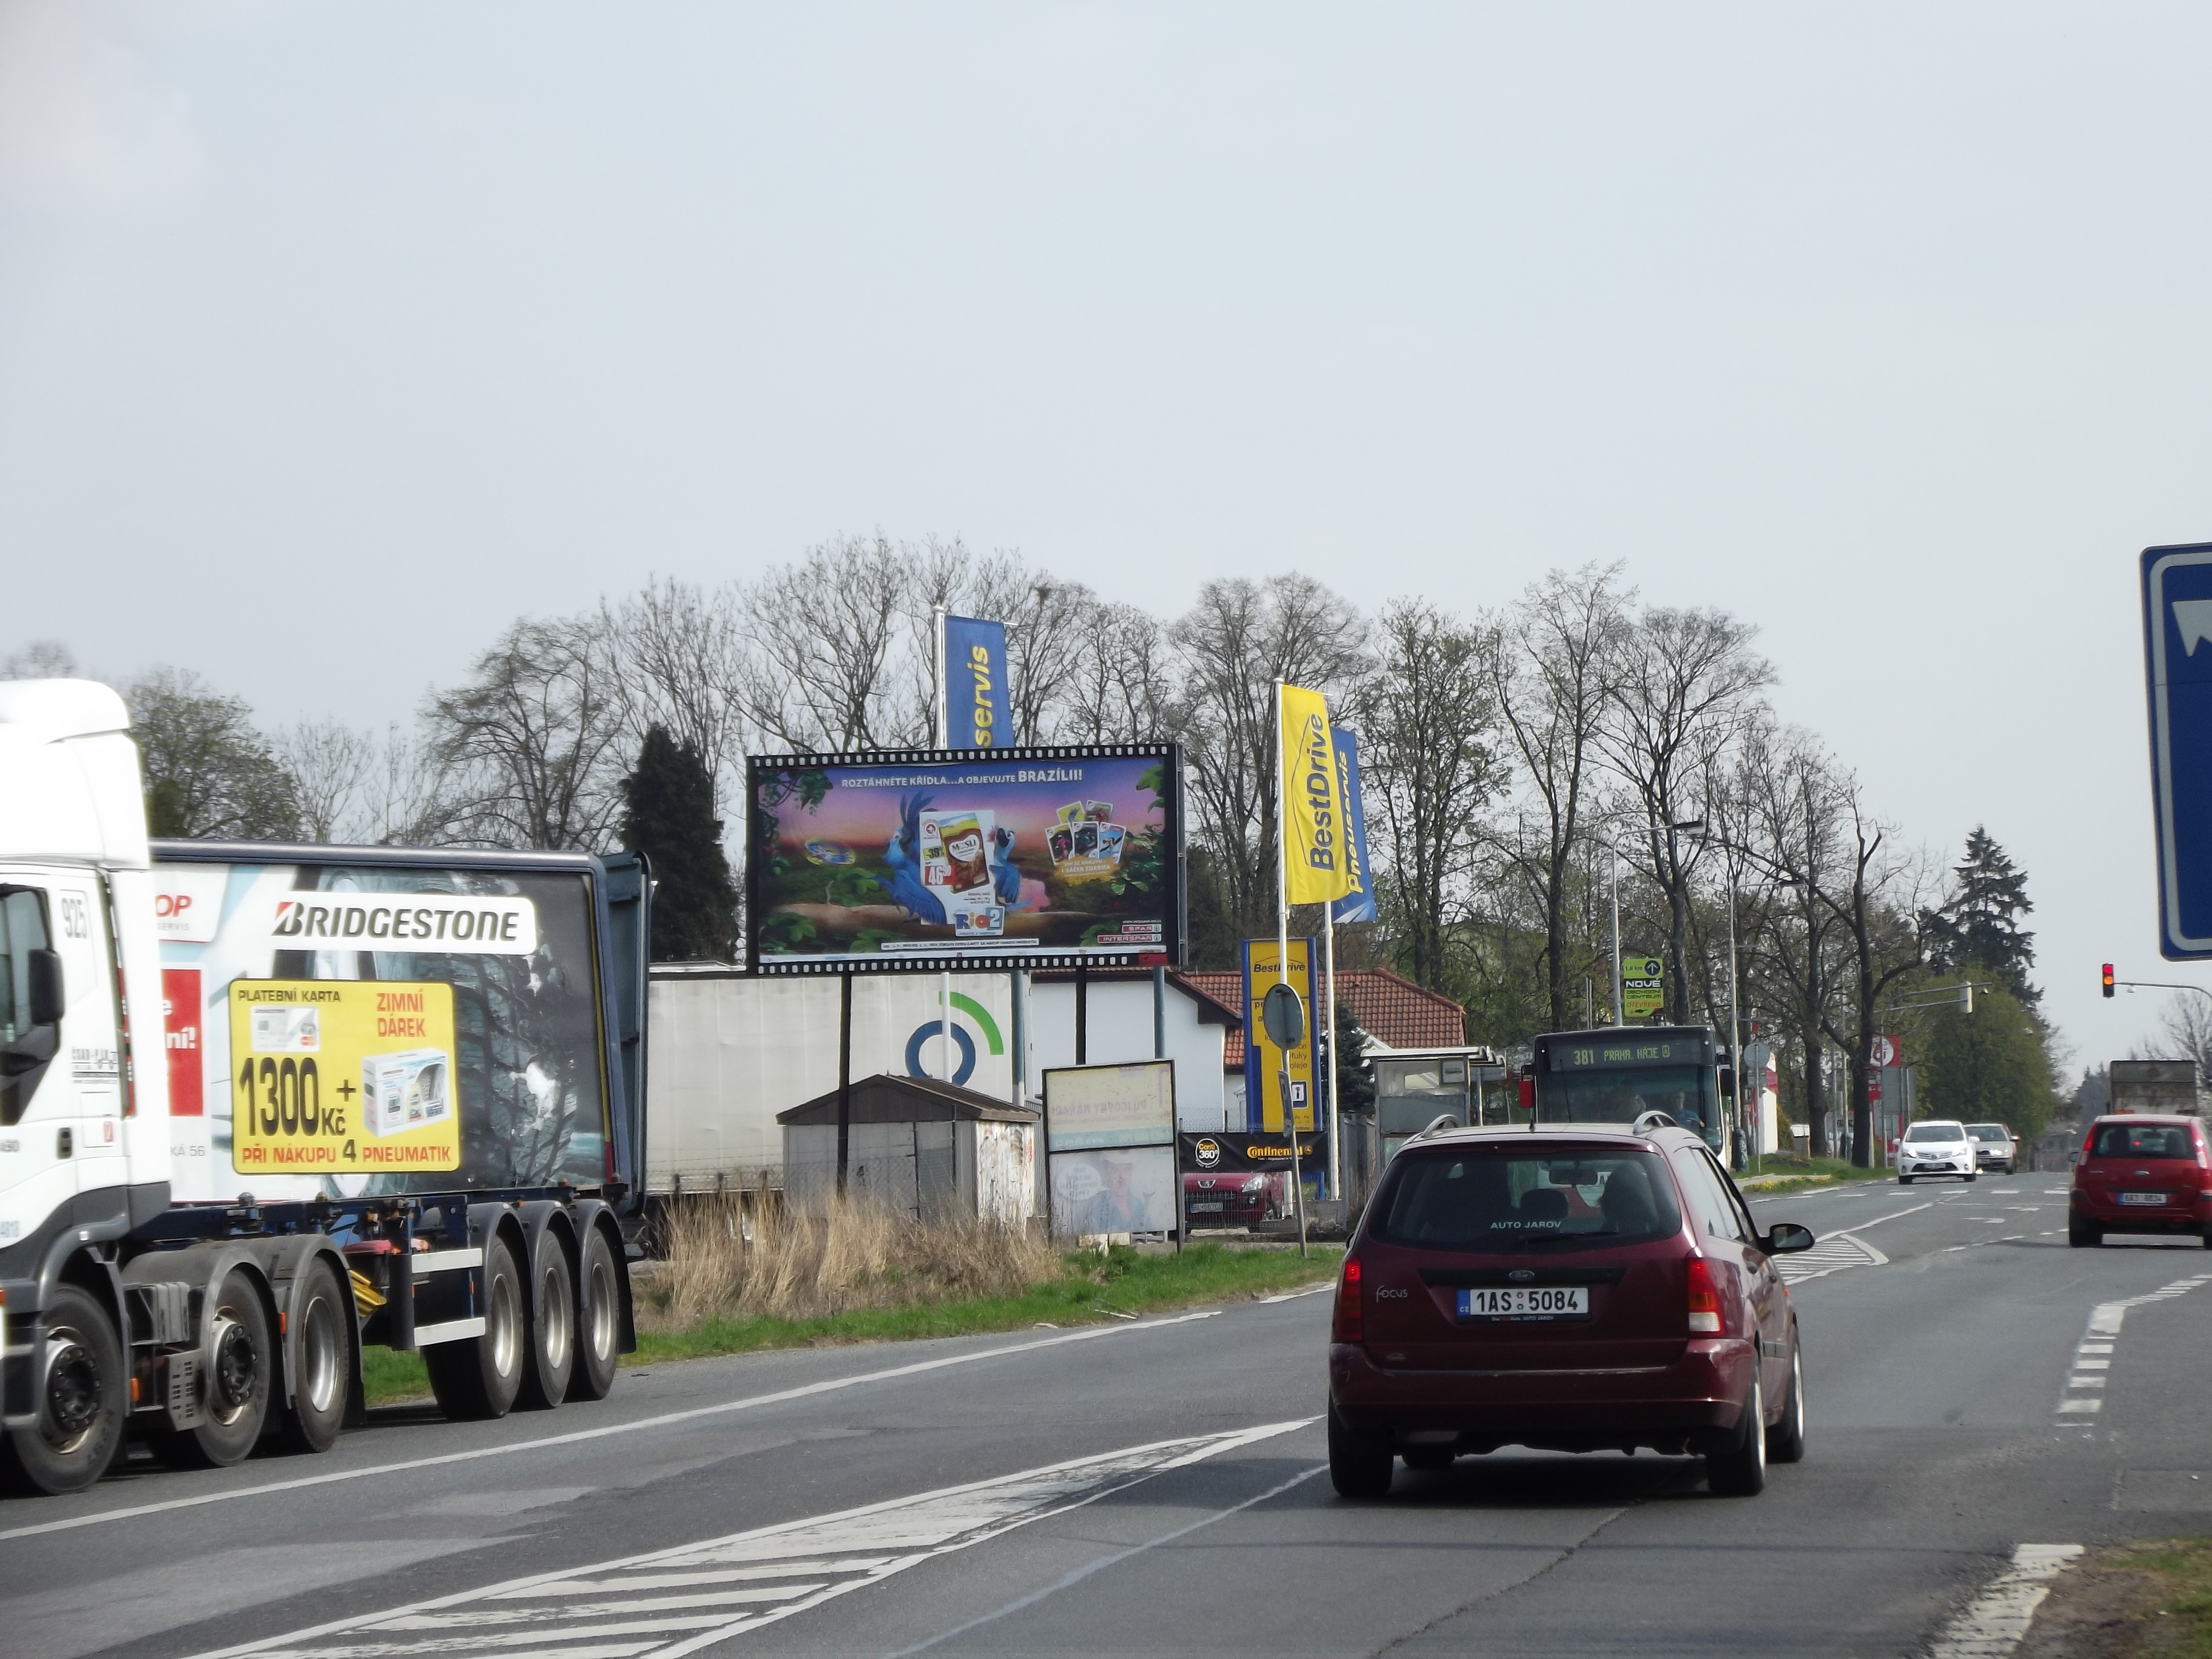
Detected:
[638,1180,1062,1330]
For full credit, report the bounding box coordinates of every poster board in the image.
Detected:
[747,745,1183,972]
[1042,1059,1178,1238]
[1242,938,1316,1132]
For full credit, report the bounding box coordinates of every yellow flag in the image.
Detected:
[1280,682,1353,904]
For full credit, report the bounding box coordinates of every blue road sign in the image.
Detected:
[2141,543,2212,957]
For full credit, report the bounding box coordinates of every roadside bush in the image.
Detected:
[641,1180,1060,1329]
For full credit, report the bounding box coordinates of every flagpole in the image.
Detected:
[1323,901,1340,1202]
[1275,676,1305,1257]
[935,606,951,1085]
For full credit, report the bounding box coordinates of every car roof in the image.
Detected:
[1400,1122,1695,1152]
[2089,1114,2200,1126]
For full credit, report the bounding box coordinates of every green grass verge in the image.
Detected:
[1738,1156,1898,1196]
[361,1242,1342,1408]
[2027,1537,2212,1656]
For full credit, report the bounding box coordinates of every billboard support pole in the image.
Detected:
[836,971,853,1198]
[934,608,952,1094]
[1075,959,1088,1064]
[1323,911,1339,1202]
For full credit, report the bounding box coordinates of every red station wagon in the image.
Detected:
[1327,1123,1815,1498]
[2069,1115,2212,1247]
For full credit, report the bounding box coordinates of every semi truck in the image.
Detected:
[0,679,647,1494]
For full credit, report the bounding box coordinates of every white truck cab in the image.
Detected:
[0,681,644,1496]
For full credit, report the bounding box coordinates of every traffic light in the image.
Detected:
[2103,963,2116,999]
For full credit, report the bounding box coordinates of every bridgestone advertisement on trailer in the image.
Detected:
[747,744,1184,973]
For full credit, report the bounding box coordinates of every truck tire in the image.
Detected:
[153,1269,274,1468]
[0,1284,126,1495]
[570,1225,622,1402]
[426,1234,524,1421]
[514,1233,574,1411]
[281,1259,351,1454]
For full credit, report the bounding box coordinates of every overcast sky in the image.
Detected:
[5,2,2208,1075]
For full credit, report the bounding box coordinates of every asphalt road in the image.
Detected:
[9,1177,2212,1659]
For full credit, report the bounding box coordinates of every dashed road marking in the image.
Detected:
[1777,1232,1889,1283]
[1928,1543,2083,1657]
[180,1420,1315,1659]
[2056,1277,2212,1420]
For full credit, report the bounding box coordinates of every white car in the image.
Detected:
[1898,1119,1978,1183]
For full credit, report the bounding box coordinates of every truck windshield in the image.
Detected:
[1538,1065,1718,1145]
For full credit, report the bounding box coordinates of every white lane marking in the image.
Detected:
[2058,1400,2102,1414]
[180,1420,1313,1659]
[1831,1202,1935,1234]
[0,1310,1225,1546]
[1776,1232,1889,1284]
[886,1463,1328,1657]
[1257,1283,1335,1304]
[2057,1281,2211,1419]
[1928,1543,2083,1658]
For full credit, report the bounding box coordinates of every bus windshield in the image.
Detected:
[1538,1064,1719,1145]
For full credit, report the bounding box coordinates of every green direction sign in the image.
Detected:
[1619,954,1664,1020]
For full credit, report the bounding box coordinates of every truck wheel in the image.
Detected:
[281,1260,352,1454]
[152,1270,274,1468]
[514,1234,575,1411]
[1326,1400,1392,1499]
[569,1225,622,1402]
[426,1234,524,1421]
[0,1285,125,1495]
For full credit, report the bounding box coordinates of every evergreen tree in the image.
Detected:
[1920,826,2038,1004]
[1333,1002,1376,1116]
[621,725,738,963]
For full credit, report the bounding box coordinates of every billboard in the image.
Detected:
[1043,1059,1178,1238]
[1242,937,1316,1132]
[154,858,612,1205]
[747,745,1183,972]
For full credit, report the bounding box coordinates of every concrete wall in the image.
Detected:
[1026,978,1231,1131]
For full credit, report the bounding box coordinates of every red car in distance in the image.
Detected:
[2069,1115,2212,1247]
[1327,1122,1815,1498]
[1183,1171,1272,1226]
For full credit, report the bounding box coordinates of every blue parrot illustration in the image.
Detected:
[988,826,1022,907]
[876,792,946,925]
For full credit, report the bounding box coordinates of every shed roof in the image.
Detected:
[1182,966,1467,1069]
[778,1073,1040,1127]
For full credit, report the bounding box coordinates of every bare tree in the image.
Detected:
[1737,724,1850,1157]
[2,640,80,679]
[1600,606,1774,1022]
[735,535,909,751]
[1062,601,1178,743]
[1484,563,1632,1031]
[426,617,628,851]
[1354,598,1504,993]
[602,576,747,802]
[275,720,375,843]
[1169,575,1368,946]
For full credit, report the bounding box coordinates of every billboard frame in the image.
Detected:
[746,743,1185,975]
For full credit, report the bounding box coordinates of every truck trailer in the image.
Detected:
[0,679,646,1494]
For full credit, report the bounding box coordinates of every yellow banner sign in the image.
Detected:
[1280,682,1353,906]
[1619,954,1664,1021]
[1245,937,1316,1132]
[228,980,461,1175]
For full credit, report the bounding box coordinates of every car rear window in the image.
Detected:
[2091,1123,2196,1159]
[1367,1146,1683,1251]
[1904,1123,1963,1143]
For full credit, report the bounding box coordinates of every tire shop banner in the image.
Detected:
[1180,1131,1327,1174]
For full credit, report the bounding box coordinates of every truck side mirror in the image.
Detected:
[28,948,63,1027]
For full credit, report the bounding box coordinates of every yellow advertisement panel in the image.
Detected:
[227,980,461,1175]
[1619,954,1665,1021]
[1244,937,1316,1132]
[1280,683,1353,906]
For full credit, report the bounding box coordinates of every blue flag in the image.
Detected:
[1330,726,1377,924]
[942,614,1013,749]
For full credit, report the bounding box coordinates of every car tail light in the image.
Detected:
[1333,1257,1363,1342]
[1686,1256,1723,1335]
[2195,1130,2209,1173]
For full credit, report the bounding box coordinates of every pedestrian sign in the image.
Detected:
[2141,543,2212,957]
